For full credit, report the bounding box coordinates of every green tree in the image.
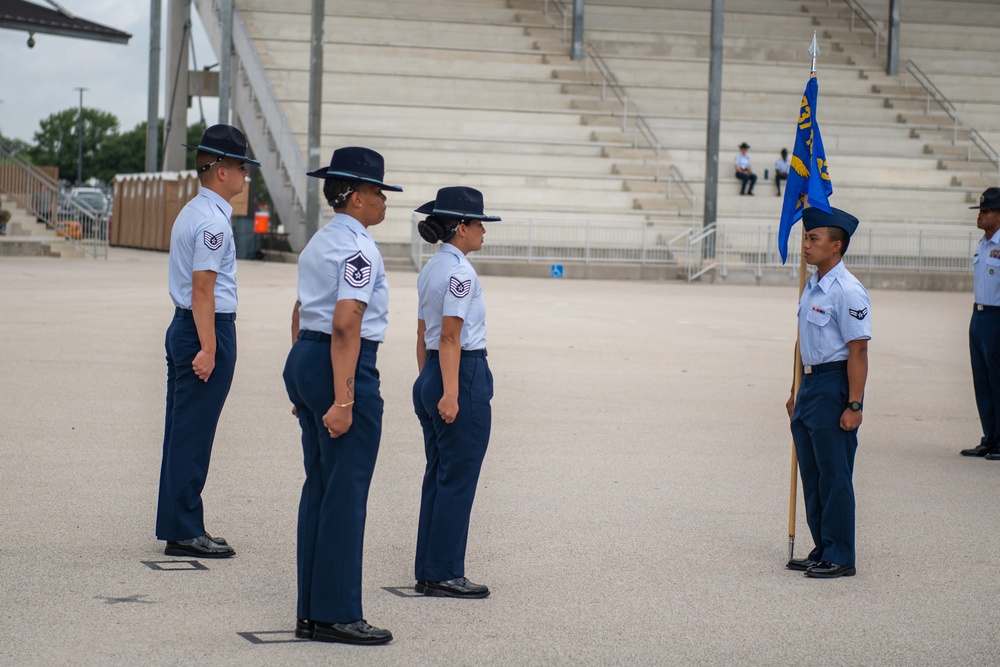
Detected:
[0,131,32,158]
[28,107,120,183]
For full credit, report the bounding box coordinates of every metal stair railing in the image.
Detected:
[841,0,881,58]
[903,60,1000,185]
[194,0,307,249]
[0,143,108,258]
[539,1,696,215]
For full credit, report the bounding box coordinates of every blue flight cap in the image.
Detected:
[802,206,859,237]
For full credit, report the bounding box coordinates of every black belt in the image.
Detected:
[297,330,379,350]
[427,349,487,358]
[803,360,847,375]
[174,307,236,322]
[975,304,1000,312]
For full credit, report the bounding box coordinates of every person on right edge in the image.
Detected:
[961,187,1000,460]
[412,186,497,599]
[785,207,870,579]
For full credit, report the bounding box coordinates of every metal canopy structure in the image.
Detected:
[0,0,131,44]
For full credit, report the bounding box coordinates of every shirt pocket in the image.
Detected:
[984,255,1000,279]
[805,307,832,327]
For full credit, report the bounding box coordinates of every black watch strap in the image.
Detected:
[848,401,863,411]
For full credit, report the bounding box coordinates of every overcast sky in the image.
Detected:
[0,1,216,142]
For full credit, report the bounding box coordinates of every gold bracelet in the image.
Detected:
[334,401,354,408]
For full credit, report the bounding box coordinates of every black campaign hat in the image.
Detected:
[306,146,403,192]
[183,124,260,165]
[738,142,750,149]
[802,206,859,237]
[970,187,1000,210]
[413,186,501,221]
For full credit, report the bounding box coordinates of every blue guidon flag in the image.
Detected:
[778,75,833,264]
[344,251,372,288]
[449,276,471,298]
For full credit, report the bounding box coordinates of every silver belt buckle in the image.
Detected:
[978,304,985,312]
[803,364,814,375]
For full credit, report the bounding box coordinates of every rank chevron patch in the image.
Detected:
[849,307,868,320]
[345,251,372,288]
[449,276,472,298]
[203,231,225,250]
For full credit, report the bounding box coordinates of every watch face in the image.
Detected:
[849,401,862,411]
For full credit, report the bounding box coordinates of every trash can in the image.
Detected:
[232,215,261,259]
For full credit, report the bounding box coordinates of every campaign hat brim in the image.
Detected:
[182,143,261,166]
[305,168,403,192]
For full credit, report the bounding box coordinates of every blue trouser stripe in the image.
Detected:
[283,337,382,624]
[156,314,236,541]
[790,370,858,568]
[413,354,493,582]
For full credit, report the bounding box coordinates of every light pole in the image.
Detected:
[74,86,88,184]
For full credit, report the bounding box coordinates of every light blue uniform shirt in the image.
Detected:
[168,187,238,313]
[797,261,871,365]
[972,229,1000,306]
[297,213,388,342]
[417,243,486,350]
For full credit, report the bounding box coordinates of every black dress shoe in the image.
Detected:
[986,450,1000,461]
[312,620,392,645]
[205,532,227,546]
[164,534,235,558]
[414,580,427,594]
[805,562,856,578]
[786,558,819,572]
[961,443,995,457]
[422,577,490,599]
[295,619,314,639]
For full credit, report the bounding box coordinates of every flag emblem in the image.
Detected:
[849,307,868,320]
[449,277,472,298]
[344,251,372,288]
[777,75,834,264]
[203,231,224,250]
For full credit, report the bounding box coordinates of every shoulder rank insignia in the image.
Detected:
[849,307,868,320]
[203,231,224,250]
[449,276,472,298]
[344,251,372,288]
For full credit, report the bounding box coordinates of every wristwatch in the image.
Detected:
[847,401,863,411]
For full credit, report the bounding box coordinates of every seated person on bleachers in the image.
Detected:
[734,142,757,196]
[0,201,11,235]
[774,148,790,197]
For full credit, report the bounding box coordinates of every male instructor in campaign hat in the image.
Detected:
[156,124,260,558]
[785,206,871,579]
[961,188,1000,460]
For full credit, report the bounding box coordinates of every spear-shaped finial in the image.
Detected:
[809,31,820,73]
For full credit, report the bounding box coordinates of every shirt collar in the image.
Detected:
[440,242,465,260]
[810,260,846,294]
[333,212,372,241]
[987,229,1000,245]
[199,186,233,220]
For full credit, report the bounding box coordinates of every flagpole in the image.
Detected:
[788,31,821,561]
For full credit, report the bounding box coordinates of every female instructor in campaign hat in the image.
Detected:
[282,147,401,645]
[412,186,498,599]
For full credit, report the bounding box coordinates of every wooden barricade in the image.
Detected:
[111,171,249,251]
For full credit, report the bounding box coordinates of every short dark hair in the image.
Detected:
[827,226,850,256]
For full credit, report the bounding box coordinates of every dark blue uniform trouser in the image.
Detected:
[283,332,382,624]
[736,171,757,193]
[790,368,858,568]
[156,309,237,541]
[970,308,1000,447]
[413,350,493,582]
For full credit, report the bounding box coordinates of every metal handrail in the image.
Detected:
[969,129,1000,187]
[666,164,697,218]
[0,142,108,258]
[843,0,880,57]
